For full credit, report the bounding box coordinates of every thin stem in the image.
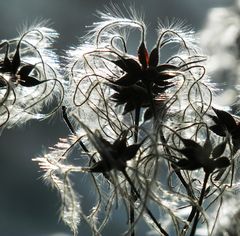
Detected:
[159,126,193,198]
[146,83,157,119]
[189,172,210,236]
[62,106,88,152]
[129,106,141,236]
[134,106,140,143]
[129,200,135,236]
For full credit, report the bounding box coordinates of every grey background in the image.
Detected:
[0,0,234,235]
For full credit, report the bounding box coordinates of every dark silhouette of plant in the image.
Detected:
[0,23,64,129]
[209,107,240,153]
[28,6,240,236]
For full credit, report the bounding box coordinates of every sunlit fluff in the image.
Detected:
[66,8,207,131]
[212,194,240,236]
[33,6,239,236]
[0,22,64,130]
[200,3,240,106]
[34,136,83,235]
[62,8,214,235]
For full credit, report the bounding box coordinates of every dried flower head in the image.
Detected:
[65,6,207,131]
[0,21,64,129]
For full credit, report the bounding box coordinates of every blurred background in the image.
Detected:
[0,0,235,235]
